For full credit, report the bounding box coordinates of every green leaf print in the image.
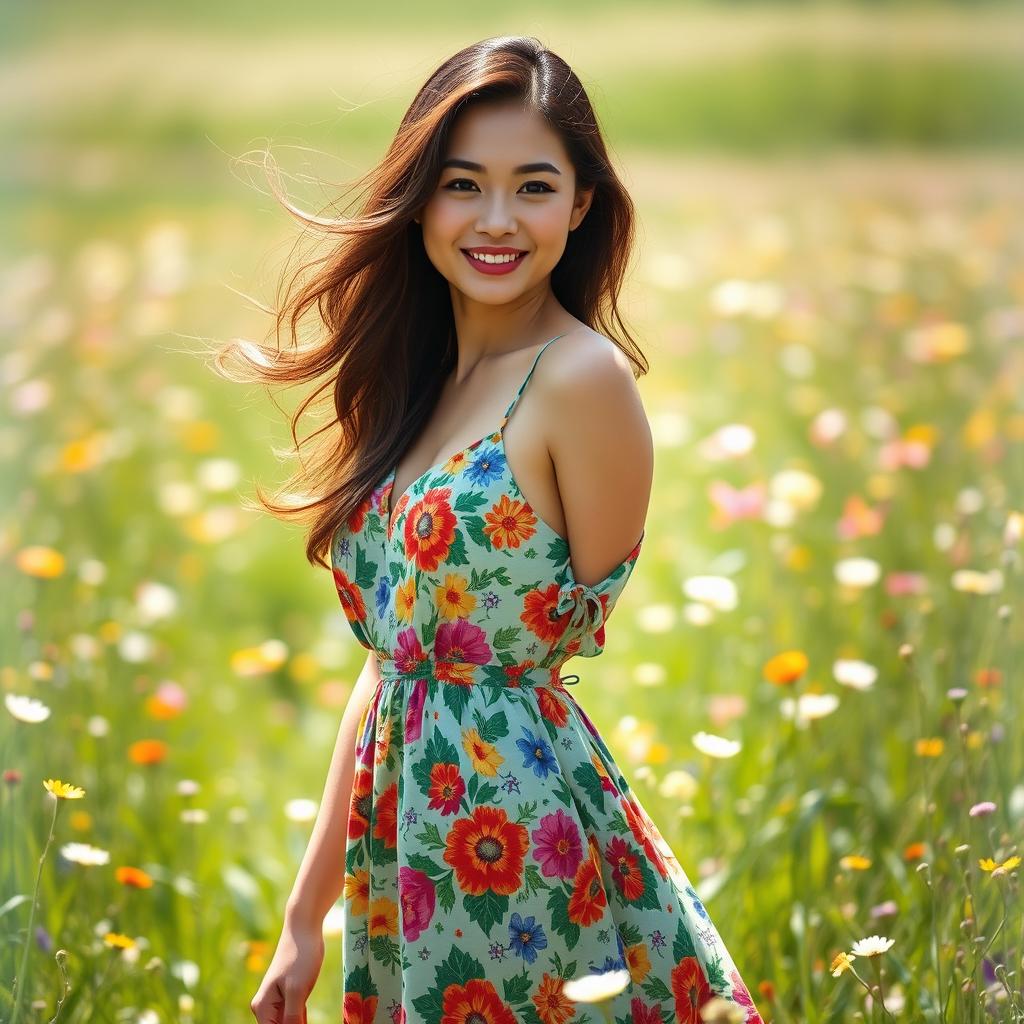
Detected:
[435,871,456,913]
[442,682,471,724]
[545,883,582,950]
[412,821,446,852]
[704,951,730,992]
[489,625,522,651]
[514,862,551,902]
[406,851,444,877]
[442,528,470,566]
[474,780,499,805]
[573,761,607,814]
[502,968,532,1004]
[343,962,377,999]
[474,708,509,743]
[369,933,402,971]
[673,915,698,961]
[641,972,673,1003]
[608,807,631,834]
[463,889,508,936]
[354,544,378,590]
[551,774,573,809]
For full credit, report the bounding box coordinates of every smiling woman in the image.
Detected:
[218,33,764,1024]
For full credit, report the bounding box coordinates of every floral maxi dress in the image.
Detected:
[330,333,764,1024]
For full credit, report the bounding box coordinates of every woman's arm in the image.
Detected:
[282,648,382,930]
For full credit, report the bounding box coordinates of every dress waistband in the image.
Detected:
[376,659,581,691]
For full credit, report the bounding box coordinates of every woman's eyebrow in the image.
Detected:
[441,158,561,175]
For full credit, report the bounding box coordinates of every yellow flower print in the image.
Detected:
[344,868,370,915]
[626,941,651,983]
[435,573,476,620]
[461,727,504,777]
[368,896,399,937]
[395,578,416,623]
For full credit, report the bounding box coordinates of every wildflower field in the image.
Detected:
[2,5,1023,1023]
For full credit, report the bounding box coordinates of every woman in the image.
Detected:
[243,34,763,1024]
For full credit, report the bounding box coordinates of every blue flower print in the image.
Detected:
[515,725,560,779]
[686,884,709,920]
[465,444,507,488]
[375,575,391,618]
[508,912,548,964]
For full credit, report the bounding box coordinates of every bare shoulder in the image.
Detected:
[533,326,652,585]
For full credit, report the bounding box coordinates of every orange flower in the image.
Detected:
[763,650,808,685]
[839,854,872,871]
[758,980,776,1001]
[532,972,576,1024]
[484,494,538,550]
[128,739,168,765]
[915,738,944,757]
[372,783,398,850]
[333,569,368,624]
[402,488,458,572]
[903,842,927,861]
[568,845,607,926]
[521,584,571,644]
[626,941,652,983]
[115,866,154,888]
[975,668,1002,688]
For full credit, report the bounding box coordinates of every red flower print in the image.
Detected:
[484,493,538,550]
[348,768,372,841]
[397,865,436,943]
[531,809,583,879]
[373,782,398,849]
[532,972,576,1024]
[537,687,569,728]
[333,568,368,624]
[402,487,458,572]
[629,996,662,1024]
[443,805,528,896]
[441,977,517,1024]
[605,836,647,902]
[427,762,465,815]
[622,795,669,880]
[345,495,372,536]
[670,956,715,1024]
[567,847,607,927]
[343,991,377,1024]
[521,583,572,644]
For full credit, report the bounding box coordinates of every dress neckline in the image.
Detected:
[382,331,569,537]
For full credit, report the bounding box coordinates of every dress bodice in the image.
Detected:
[329,332,644,687]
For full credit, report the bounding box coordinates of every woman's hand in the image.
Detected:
[249,917,325,1024]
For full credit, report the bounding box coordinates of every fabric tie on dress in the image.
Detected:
[555,579,604,657]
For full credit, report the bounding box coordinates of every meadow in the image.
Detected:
[2,5,1023,1022]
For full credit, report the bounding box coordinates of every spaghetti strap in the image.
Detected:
[500,332,569,424]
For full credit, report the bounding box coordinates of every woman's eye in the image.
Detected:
[443,179,553,194]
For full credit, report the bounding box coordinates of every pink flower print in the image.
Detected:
[530,808,583,879]
[433,618,492,665]
[398,865,436,942]
[404,678,427,743]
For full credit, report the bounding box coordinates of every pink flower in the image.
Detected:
[433,619,492,665]
[969,801,997,817]
[404,678,427,744]
[397,866,436,942]
[530,809,583,878]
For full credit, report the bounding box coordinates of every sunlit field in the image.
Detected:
[3,5,1023,1023]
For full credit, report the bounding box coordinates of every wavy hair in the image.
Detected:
[212,34,646,570]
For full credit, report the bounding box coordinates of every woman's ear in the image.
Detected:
[569,185,595,232]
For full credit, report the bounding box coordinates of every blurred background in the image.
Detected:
[2,2,1022,1021]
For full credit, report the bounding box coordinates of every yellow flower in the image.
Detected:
[344,868,370,915]
[15,547,66,579]
[395,578,416,623]
[914,738,944,758]
[435,574,476,619]
[839,854,872,871]
[830,952,856,977]
[43,779,86,800]
[367,897,398,937]
[979,855,1021,875]
[461,728,504,776]
[625,942,651,983]
[103,932,136,950]
[763,650,808,686]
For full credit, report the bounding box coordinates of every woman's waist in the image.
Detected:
[374,657,581,691]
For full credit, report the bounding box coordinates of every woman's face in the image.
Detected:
[418,100,593,305]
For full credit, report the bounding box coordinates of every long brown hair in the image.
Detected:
[212,34,646,570]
